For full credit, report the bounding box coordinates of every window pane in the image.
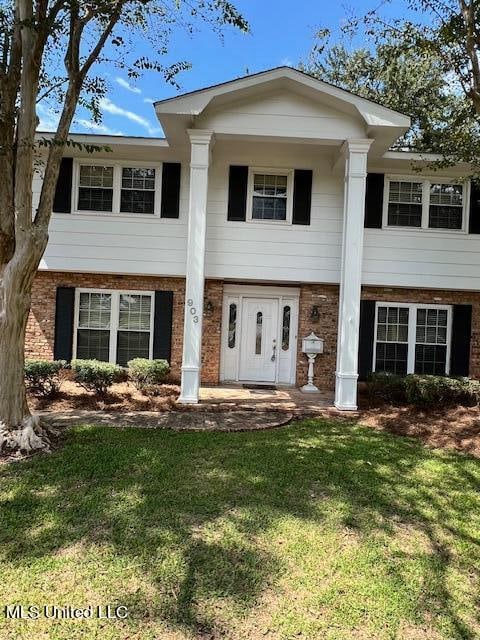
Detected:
[375,342,408,375]
[79,165,113,188]
[78,292,111,329]
[228,303,237,349]
[76,329,110,361]
[388,202,422,227]
[78,187,113,212]
[389,181,423,204]
[414,345,447,375]
[117,331,150,366]
[120,190,155,214]
[415,307,448,344]
[376,306,409,343]
[121,167,155,190]
[118,294,151,330]
[252,196,287,220]
[430,183,463,206]
[282,306,291,351]
[255,312,263,355]
[428,206,463,230]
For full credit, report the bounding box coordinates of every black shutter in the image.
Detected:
[358,300,376,380]
[227,165,248,221]
[450,304,472,376]
[54,286,75,361]
[153,291,173,362]
[469,181,480,234]
[364,173,384,229]
[161,162,181,219]
[53,158,73,213]
[292,169,313,225]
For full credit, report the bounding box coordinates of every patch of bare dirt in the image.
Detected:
[357,394,480,458]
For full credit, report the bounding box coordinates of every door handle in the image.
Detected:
[271,340,277,362]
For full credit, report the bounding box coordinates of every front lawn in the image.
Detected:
[1,420,479,639]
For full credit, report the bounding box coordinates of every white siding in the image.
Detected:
[363,164,480,291]
[204,140,343,283]
[38,147,189,276]
[196,90,365,141]
[363,229,480,291]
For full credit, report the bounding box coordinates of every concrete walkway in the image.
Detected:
[198,385,336,414]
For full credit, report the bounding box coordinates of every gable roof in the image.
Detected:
[155,66,410,130]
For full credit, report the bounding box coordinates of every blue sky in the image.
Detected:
[37,0,410,138]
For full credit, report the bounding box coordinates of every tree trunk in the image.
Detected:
[0,240,50,454]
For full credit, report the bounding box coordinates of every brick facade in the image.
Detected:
[25,272,480,390]
[296,284,339,390]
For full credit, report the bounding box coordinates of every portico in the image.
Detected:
[153,67,410,407]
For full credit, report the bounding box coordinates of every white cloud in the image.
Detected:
[76,119,124,136]
[115,77,142,94]
[36,103,60,132]
[143,97,155,104]
[280,57,293,67]
[99,97,161,135]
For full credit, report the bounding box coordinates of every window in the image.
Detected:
[77,292,112,361]
[117,294,152,366]
[75,162,160,215]
[387,181,423,227]
[282,306,291,351]
[248,169,293,223]
[120,168,155,214]
[75,290,153,365]
[228,303,237,349]
[375,306,409,375]
[374,303,451,376]
[78,165,114,212]
[385,177,467,231]
[414,308,448,375]
[255,312,263,354]
[429,184,463,230]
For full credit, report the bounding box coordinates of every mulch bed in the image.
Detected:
[357,395,480,458]
[28,380,181,413]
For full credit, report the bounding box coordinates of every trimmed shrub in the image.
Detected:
[366,372,480,407]
[25,359,66,397]
[71,359,123,395]
[128,358,170,395]
[365,372,406,403]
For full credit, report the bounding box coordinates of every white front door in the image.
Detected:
[239,298,278,382]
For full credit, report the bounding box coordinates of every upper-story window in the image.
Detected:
[120,168,156,214]
[78,166,114,212]
[385,177,467,231]
[247,169,293,223]
[75,162,160,216]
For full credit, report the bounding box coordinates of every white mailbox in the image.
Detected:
[301,332,323,393]
[302,332,324,355]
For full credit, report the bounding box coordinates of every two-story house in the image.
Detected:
[27,67,480,410]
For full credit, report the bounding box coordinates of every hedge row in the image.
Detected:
[366,372,480,407]
[24,358,170,397]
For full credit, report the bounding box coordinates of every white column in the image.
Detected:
[335,139,372,411]
[179,129,214,404]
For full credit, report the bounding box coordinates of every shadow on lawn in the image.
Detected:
[1,420,479,638]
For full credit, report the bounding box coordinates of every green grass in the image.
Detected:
[0,420,479,640]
